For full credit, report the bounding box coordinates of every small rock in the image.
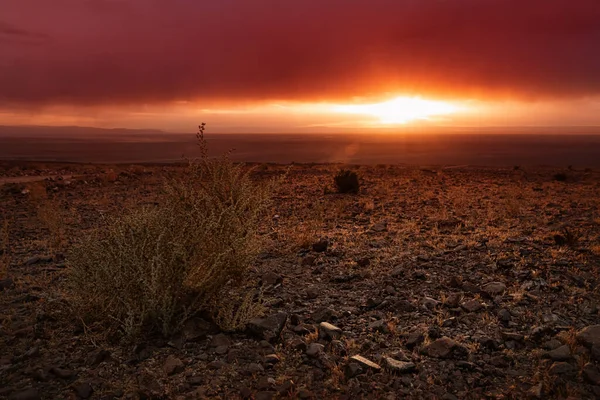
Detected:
[264,354,280,365]
[302,256,316,266]
[276,380,294,395]
[163,355,184,376]
[497,309,512,323]
[501,332,524,342]
[448,276,463,288]
[305,287,319,299]
[246,363,264,374]
[548,362,575,375]
[312,307,338,323]
[544,345,571,361]
[422,297,440,309]
[406,331,425,348]
[371,222,387,232]
[318,322,343,340]
[8,388,40,400]
[289,338,307,352]
[239,386,252,399]
[207,360,225,369]
[424,337,467,359]
[262,272,283,286]
[349,355,381,371]
[582,363,600,385]
[481,282,507,296]
[210,334,231,348]
[306,343,325,358]
[461,299,483,313]
[0,278,14,291]
[591,345,600,362]
[345,363,363,378]
[542,339,562,351]
[255,391,276,400]
[368,319,389,333]
[297,389,314,399]
[73,382,93,399]
[247,313,288,343]
[50,367,75,379]
[382,357,416,373]
[445,293,462,308]
[527,383,543,399]
[576,325,600,347]
[312,239,328,252]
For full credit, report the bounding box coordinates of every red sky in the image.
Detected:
[1,0,600,131]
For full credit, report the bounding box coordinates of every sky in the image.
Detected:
[1,0,600,132]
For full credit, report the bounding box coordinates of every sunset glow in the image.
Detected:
[332,97,461,124]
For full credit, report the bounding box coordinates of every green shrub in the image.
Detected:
[67,124,276,338]
[334,169,360,194]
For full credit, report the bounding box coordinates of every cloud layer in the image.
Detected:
[1,0,600,106]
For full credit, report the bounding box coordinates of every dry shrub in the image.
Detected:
[67,124,277,338]
[334,169,360,194]
[211,286,265,332]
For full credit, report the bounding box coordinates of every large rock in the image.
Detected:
[583,363,600,385]
[247,313,288,343]
[163,355,184,376]
[576,325,600,348]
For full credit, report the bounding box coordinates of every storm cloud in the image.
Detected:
[1,0,600,106]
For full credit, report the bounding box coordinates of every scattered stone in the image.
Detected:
[239,386,252,399]
[461,299,483,313]
[207,360,225,370]
[306,343,325,358]
[247,313,288,343]
[289,338,307,352]
[349,355,381,371]
[246,363,264,375]
[591,345,600,362]
[210,334,231,348]
[318,322,342,340]
[544,345,571,361]
[548,362,575,375]
[501,332,525,342]
[481,282,507,296]
[382,357,416,373]
[312,239,328,252]
[305,287,319,299]
[297,389,314,399]
[73,382,93,399]
[577,325,600,347]
[394,299,417,313]
[8,388,40,400]
[163,355,184,376]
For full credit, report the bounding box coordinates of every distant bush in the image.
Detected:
[334,169,360,194]
[68,124,276,338]
[553,173,568,182]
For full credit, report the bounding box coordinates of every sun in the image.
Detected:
[332,96,460,124]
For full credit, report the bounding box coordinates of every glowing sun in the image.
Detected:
[332,96,460,124]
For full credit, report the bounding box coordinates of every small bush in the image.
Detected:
[553,173,568,182]
[68,124,277,338]
[334,169,360,194]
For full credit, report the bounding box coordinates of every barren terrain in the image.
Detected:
[1,161,600,399]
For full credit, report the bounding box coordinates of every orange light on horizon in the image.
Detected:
[332,96,461,124]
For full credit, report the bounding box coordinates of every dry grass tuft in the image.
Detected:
[67,124,278,338]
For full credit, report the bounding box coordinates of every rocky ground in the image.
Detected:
[1,161,600,399]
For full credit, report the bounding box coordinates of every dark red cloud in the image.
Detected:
[1,0,600,106]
